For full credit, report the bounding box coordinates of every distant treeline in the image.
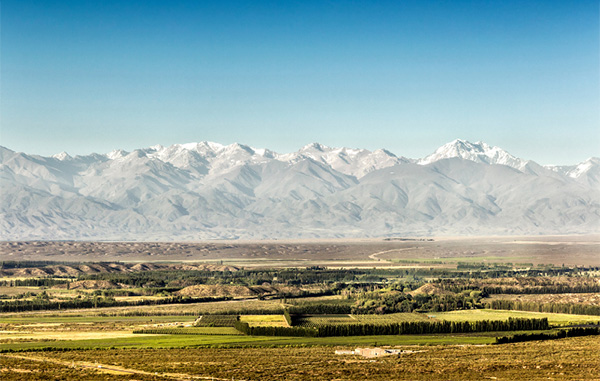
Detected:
[133,328,241,336]
[0,278,70,287]
[2,263,598,291]
[0,295,232,313]
[234,317,549,337]
[495,326,600,344]
[199,308,285,316]
[39,266,600,290]
[480,285,600,294]
[0,261,85,269]
[486,300,600,316]
[437,279,600,295]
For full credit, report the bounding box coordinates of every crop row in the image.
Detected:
[133,327,242,335]
[195,314,239,327]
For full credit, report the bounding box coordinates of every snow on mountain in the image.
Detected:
[546,157,600,187]
[52,151,72,161]
[1,140,598,240]
[278,143,408,178]
[419,139,527,168]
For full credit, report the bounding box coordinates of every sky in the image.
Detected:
[1,0,598,165]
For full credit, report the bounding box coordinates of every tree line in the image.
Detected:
[495,326,600,344]
[0,278,70,287]
[234,317,549,337]
[0,295,232,312]
[436,279,600,295]
[486,300,600,316]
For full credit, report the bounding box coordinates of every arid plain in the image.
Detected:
[2,235,598,266]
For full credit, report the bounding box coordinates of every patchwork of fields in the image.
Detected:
[1,238,599,379]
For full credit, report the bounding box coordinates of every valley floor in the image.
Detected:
[2,336,599,380]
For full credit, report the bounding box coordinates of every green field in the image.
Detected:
[0,331,501,352]
[294,313,435,327]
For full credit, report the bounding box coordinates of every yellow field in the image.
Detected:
[239,314,288,327]
[0,330,140,342]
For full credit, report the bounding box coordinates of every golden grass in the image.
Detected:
[239,314,288,327]
[14,336,598,380]
[435,309,600,325]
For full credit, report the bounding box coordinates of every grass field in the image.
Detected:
[293,313,434,328]
[0,332,501,352]
[434,309,600,326]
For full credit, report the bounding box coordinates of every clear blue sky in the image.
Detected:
[1,0,598,164]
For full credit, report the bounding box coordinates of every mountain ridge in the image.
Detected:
[1,140,598,240]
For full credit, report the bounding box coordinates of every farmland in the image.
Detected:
[2,336,599,380]
[1,237,599,379]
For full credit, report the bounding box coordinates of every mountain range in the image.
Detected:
[1,139,598,240]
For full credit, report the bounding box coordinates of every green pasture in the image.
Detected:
[0,331,500,352]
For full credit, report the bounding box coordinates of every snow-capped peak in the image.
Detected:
[546,157,600,180]
[2,139,598,241]
[301,142,330,152]
[106,149,129,160]
[418,139,527,169]
[52,151,72,161]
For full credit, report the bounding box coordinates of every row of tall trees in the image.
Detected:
[314,317,549,337]
[0,295,231,312]
[234,321,318,337]
[495,326,600,344]
[486,300,600,316]
[235,317,549,337]
[436,278,600,295]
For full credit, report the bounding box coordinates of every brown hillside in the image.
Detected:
[410,283,449,296]
[57,280,122,290]
[176,285,259,298]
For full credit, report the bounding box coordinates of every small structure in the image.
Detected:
[336,348,427,358]
[355,347,403,358]
[334,350,355,355]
